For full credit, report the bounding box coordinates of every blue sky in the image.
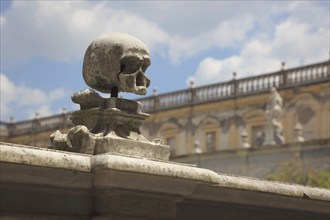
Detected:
[1,0,329,122]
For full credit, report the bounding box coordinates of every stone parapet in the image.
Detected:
[1,142,329,219]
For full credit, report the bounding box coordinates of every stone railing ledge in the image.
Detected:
[214,173,330,202]
[1,142,330,219]
[91,153,219,183]
[0,142,91,172]
[1,142,329,202]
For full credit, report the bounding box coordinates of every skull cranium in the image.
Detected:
[83,33,151,95]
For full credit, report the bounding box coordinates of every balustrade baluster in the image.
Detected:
[163,96,166,107]
[275,75,279,87]
[269,76,273,87]
[302,70,306,81]
[316,66,320,78]
[177,94,181,104]
[322,66,326,77]
[262,78,266,90]
[311,68,315,80]
[256,79,260,91]
[320,66,322,78]
[288,71,292,83]
[307,69,311,80]
[160,96,165,107]
[303,70,306,81]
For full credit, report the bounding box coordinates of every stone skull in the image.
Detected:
[83,33,151,95]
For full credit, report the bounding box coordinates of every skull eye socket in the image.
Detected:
[142,58,151,72]
[121,56,142,74]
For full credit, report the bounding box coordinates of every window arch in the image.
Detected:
[243,109,266,147]
[288,93,321,141]
[159,122,179,157]
[198,116,220,152]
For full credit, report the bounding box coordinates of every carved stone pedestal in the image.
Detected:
[70,105,148,140]
[50,93,170,159]
[263,123,276,146]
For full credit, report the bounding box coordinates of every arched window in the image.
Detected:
[243,109,266,147]
[159,122,179,157]
[199,116,220,152]
[289,93,321,141]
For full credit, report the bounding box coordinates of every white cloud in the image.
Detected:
[0,16,4,26]
[1,1,300,65]
[168,15,255,63]
[191,15,329,85]
[0,73,67,121]
[1,1,168,65]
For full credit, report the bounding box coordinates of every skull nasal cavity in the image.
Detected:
[136,73,145,87]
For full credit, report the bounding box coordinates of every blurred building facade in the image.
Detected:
[1,59,329,178]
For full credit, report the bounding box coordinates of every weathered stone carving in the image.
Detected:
[294,122,305,142]
[83,33,150,96]
[263,86,285,146]
[240,128,251,148]
[50,33,169,160]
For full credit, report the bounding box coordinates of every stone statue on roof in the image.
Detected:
[263,86,285,146]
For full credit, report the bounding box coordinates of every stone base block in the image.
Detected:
[95,136,170,160]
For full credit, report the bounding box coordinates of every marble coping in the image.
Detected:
[1,141,330,204]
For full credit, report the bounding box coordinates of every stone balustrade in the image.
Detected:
[1,114,72,137]
[1,60,329,137]
[138,60,329,111]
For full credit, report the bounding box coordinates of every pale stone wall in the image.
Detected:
[173,139,330,178]
[1,142,330,219]
[142,82,330,156]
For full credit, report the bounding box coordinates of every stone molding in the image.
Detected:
[1,142,330,219]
